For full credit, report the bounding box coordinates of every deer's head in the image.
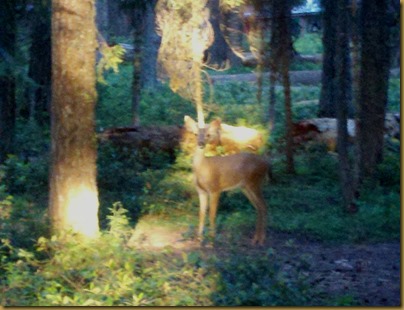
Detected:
[184,115,222,148]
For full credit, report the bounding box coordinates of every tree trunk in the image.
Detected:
[318,0,337,117]
[357,0,390,181]
[107,0,131,40]
[0,0,16,164]
[96,0,109,40]
[274,0,295,174]
[141,0,160,89]
[27,3,51,123]
[49,0,99,238]
[130,8,145,126]
[335,0,356,212]
[319,0,354,118]
[206,0,229,66]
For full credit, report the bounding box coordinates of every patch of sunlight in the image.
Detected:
[128,215,198,250]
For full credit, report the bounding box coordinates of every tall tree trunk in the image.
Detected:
[130,8,145,126]
[27,3,51,123]
[357,0,390,182]
[0,0,16,164]
[107,0,131,39]
[96,0,109,40]
[318,0,337,117]
[206,0,229,66]
[319,0,354,118]
[273,0,294,174]
[141,0,160,89]
[49,0,99,238]
[267,9,277,132]
[335,0,356,212]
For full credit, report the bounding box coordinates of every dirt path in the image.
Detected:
[130,220,400,306]
[211,68,400,85]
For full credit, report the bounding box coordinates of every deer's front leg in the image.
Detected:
[208,192,220,239]
[197,189,208,240]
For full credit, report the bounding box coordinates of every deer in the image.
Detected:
[184,115,269,246]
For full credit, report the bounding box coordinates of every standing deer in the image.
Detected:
[184,116,269,245]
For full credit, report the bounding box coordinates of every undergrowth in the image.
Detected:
[0,205,316,306]
[0,63,400,306]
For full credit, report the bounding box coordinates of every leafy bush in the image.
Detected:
[0,206,216,306]
[1,205,322,306]
[294,33,323,55]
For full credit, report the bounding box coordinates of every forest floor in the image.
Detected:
[130,216,401,307]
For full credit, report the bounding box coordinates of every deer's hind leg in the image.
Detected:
[243,184,267,245]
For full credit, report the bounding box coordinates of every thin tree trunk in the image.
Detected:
[27,4,51,123]
[268,69,276,132]
[350,0,360,193]
[336,0,356,212]
[141,0,160,89]
[131,9,145,126]
[318,0,337,118]
[49,0,99,238]
[276,0,294,174]
[0,0,16,164]
[357,0,390,182]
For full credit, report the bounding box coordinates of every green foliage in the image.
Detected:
[293,33,323,55]
[2,155,48,196]
[0,207,218,306]
[387,78,400,112]
[219,0,246,12]
[96,43,125,84]
[96,64,195,128]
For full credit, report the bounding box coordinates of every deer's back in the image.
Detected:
[193,153,268,193]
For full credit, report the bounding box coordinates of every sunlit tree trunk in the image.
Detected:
[357,0,390,182]
[49,0,99,238]
[0,0,16,164]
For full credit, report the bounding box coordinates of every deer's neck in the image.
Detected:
[192,147,206,171]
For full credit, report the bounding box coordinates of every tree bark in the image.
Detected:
[26,2,51,123]
[318,0,337,117]
[335,0,356,212]
[319,0,354,118]
[49,0,99,238]
[273,0,295,174]
[357,0,390,181]
[206,0,229,66]
[141,0,160,89]
[130,7,146,126]
[0,0,16,164]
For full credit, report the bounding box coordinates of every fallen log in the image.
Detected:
[293,113,400,152]
[98,118,266,158]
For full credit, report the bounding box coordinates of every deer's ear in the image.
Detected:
[184,115,198,134]
[210,118,222,129]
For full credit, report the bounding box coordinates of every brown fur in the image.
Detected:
[184,116,269,245]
